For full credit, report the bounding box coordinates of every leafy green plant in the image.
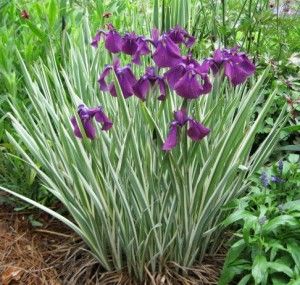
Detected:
[0,16,287,282]
[219,154,300,285]
[1,0,298,283]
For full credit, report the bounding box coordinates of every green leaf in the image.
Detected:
[48,0,58,28]
[263,215,298,233]
[284,200,300,212]
[287,242,300,269]
[280,145,300,152]
[288,277,300,285]
[288,154,300,163]
[219,259,251,285]
[26,21,47,41]
[223,210,256,226]
[268,261,294,277]
[226,239,246,264]
[282,125,300,133]
[28,215,43,227]
[238,274,252,285]
[153,0,159,28]
[252,255,268,284]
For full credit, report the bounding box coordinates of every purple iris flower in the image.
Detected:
[205,47,256,86]
[162,109,210,151]
[133,67,167,101]
[167,25,195,48]
[164,55,212,99]
[121,32,151,65]
[151,28,183,68]
[71,104,112,140]
[98,58,137,98]
[91,24,122,53]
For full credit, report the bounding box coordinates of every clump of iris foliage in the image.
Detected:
[1,0,299,206]
[219,155,300,285]
[0,14,287,282]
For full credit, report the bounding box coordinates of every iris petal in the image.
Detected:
[95,108,113,131]
[164,64,186,89]
[157,78,167,101]
[122,33,138,55]
[213,49,224,63]
[200,74,212,95]
[98,65,112,91]
[133,67,167,101]
[99,60,136,98]
[71,105,112,140]
[174,72,205,99]
[207,47,255,85]
[187,120,210,141]
[105,30,123,53]
[167,26,196,48]
[83,119,96,139]
[116,67,137,98]
[152,36,182,68]
[71,116,82,138]
[174,109,188,126]
[132,38,151,65]
[108,83,117,97]
[133,78,151,100]
[162,125,178,151]
[163,109,210,151]
[185,35,195,48]
[224,62,247,86]
[239,55,256,75]
[151,28,160,45]
[71,116,96,139]
[91,32,101,48]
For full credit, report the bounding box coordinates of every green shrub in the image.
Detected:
[219,154,300,285]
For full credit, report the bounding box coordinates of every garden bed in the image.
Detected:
[0,200,225,285]
[0,202,97,285]
[1,0,298,284]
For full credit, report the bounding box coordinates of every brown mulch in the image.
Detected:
[0,202,97,285]
[0,200,226,285]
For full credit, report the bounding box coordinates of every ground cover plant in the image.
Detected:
[219,155,300,285]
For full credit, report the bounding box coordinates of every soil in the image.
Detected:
[0,198,225,285]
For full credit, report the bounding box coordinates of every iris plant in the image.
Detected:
[84,25,256,149]
[6,21,285,284]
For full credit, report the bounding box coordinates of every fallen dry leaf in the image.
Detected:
[1,267,23,285]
